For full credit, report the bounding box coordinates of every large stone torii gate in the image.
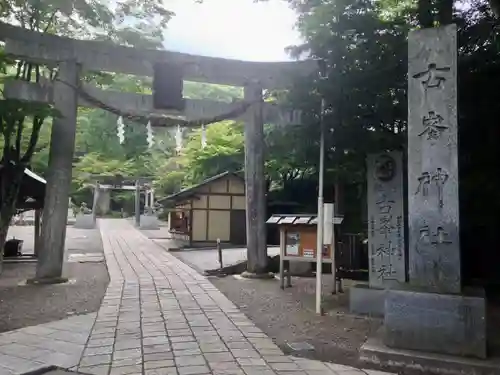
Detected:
[0,21,316,281]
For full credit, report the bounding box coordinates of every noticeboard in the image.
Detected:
[280,226,334,263]
[285,232,300,256]
[268,212,343,264]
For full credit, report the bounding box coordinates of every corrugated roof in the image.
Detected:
[266,214,344,226]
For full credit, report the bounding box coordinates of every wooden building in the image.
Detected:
[161,172,247,247]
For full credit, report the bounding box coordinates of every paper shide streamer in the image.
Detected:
[201,124,207,148]
[117,116,125,144]
[175,124,183,153]
[146,121,154,148]
[117,117,208,153]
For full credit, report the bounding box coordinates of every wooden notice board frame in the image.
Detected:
[266,213,344,289]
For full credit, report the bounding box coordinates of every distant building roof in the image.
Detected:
[24,168,46,184]
[0,167,46,211]
[159,171,244,206]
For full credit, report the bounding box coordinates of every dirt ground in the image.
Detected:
[211,274,381,369]
[0,225,109,333]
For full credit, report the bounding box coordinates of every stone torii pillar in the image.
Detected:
[33,60,80,283]
[242,81,269,276]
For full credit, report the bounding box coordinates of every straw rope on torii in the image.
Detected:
[54,76,255,128]
[54,76,267,150]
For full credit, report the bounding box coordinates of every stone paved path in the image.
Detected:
[0,313,96,374]
[0,220,394,375]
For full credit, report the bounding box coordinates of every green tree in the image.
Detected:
[177,121,245,186]
[183,82,243,102]
[0,57,56,268]
[1,0,173,48]
[289,0,408,176]
[0,0,175,272]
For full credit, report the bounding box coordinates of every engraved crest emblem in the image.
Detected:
[374,154,396,182]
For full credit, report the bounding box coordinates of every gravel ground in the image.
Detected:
[211,274,381,369]
[0,225,109,333]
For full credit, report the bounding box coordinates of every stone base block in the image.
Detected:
[384,289,486,359]
[361,329,497,375]
[74,214,95,229]
[27,276,69,285]
[240,271,275,279]
[349,284,386,317]
[140,215,159,230]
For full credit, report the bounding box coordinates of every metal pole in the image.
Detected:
[92,182,99,222]
[135,181,141,227]
[217,238,223,269]
[316,98,326,315]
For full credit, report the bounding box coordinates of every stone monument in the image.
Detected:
[383,24,486,359]
[140,206,160,230]
[350,151,405,316]
[74,202,95,229]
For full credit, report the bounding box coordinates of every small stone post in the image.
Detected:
[92,182,99,221]
[35,60,79,282]
[349,152,406,316]
[242,81,268,276]
[217,238,223,269]
[368,152,406,288]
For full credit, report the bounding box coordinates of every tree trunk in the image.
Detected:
[418,0,434,28]
[438,0,453,25]
[0,222,9,274]
[0,167,24,274]
[489,0,500,17]
[334,180,344,216]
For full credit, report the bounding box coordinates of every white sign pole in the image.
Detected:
[331,204,337,294]
[315,98,326,315]
[324,203,336,295]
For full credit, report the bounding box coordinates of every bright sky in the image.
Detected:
[163,0,304,61]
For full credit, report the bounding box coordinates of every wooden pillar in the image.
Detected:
[243,81,268,274]
[35,60,79,282]
[135,181,140,227]
[34,209,41,258]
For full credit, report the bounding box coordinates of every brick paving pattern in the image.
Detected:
[0,314,96,374]
[0,220,393,375]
